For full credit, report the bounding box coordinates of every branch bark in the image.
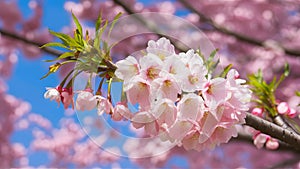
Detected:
[177,0,300,56]
[233,131,300,154]
[0,28,62,56]
[245,113,300,151]
[112,0,188,52]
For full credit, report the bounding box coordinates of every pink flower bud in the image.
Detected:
[277,102,290,115]
[266,138,279,150]
[287,108,297,118]
[253,133,269,149]
[251,108,263,117]
[61,87,74,109]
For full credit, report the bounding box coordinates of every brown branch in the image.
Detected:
[178,0,300,56]
[112,0,188,52]
[0,28,63,56]
[232,131,300,154]
[245,112,300,151]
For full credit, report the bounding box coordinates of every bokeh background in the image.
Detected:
[1,0,300,168]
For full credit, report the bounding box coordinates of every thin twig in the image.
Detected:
[178,0,300,56]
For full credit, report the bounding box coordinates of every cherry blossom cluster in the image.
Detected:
[115,37,252,151]
[43,37,252,151]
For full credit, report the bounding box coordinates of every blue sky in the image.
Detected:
[9,1,71,123]
[9,0,73,166]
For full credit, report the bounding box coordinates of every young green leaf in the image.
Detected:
[108,12,122,38]
[207,48,219,63]
[49,29,76,47]
[95,12,103,32]
[274,63,290,90]
[43,52,75,62]
[74,29,83,44]
[219,64,232,78]
[40,42,69,49]
[284,63,290,77]
[295,91,300,97]
[72,12,83,36]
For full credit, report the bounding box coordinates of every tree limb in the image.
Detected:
[112,0,188,52]
[0,28,62,56]
[233,131,300,154]
[245,113,300,151]
[177,0,300,56]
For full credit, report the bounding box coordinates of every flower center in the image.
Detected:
[188,75,199,84]
[164,79,172,87]
[147,67,159,79]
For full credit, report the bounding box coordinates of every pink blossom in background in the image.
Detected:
[0,0,300,168]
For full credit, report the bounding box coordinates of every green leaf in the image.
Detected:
[61,60,77,65]
[44,52,74,62]
[195,49,205,61]
[255,69,263,83]
[72,12,83,36]
[94,33,100,49]
[219,64,232,78]
[98,20,108,44]
[284,63,290,77]
[95,12,103,32]
[210,58,220,73]
[58,52,75,59]
[207,48,219,63]
[108,12,122,38]
[295,91,300,97]
[74,29,83,45]
[269,76,277,91]
[49,29,76,47]
[107,77,113,98]
[40,42,69,49]
[274,63,290,90]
